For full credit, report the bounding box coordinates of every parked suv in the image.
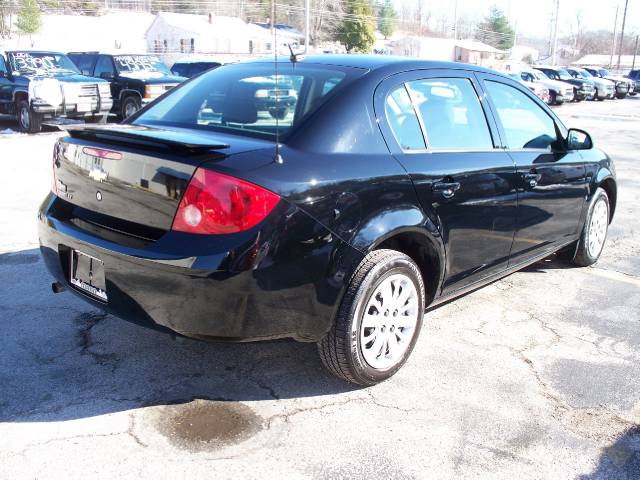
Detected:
[170,59,225,78]
[566,67,614,100]
[584,67,631,99]
[534,66,595,101]
[517,68,574,104]
[0,50,112,133]
[68,52,187,118]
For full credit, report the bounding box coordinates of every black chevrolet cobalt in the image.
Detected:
[39,55,617,385]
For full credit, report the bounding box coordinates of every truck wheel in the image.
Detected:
[616,92,627,99]
[269,107,288,120]
[318,249,425,386]
[87,113,108,124]
[559,188,610,267]
[16,100,42,134]
[121,96,141,119]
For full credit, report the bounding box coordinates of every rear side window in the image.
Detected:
[134,63,364,140]
[385,85,425,150]
[406,78,493,150]
[94,56,114,78]
[69,54,97,75]
[171,63,189,77]
[485,80,558,150]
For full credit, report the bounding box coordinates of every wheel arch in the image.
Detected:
[13,89,28,104]
[597,174,617,222]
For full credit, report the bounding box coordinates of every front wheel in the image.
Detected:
[16,100,42,133]
[120,96,141,119]
[561,188,610,267]
[318,249,425,386]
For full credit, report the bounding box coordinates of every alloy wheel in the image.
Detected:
[360,273,419,370]
[588,198,608,258]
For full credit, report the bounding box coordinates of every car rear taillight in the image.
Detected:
[171,168,280,235]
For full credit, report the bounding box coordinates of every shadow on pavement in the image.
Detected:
[578,426,640,479]
[0,248,359,424]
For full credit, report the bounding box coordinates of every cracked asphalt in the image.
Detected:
[1,99,639,479]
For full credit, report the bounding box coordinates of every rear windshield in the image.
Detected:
[133,62,365,140]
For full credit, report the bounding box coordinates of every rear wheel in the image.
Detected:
[560,188,610,267]
[16,100,42,133]
[318,249,425,386]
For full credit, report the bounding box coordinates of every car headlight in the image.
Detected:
[31,78,63,107]
[98,83,111,96]
[144,84,165,98]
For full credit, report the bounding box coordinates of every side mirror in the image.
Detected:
[100,72,114,80]
[567,128,593,150]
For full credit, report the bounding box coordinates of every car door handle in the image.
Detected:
[432,180,461,199]
[522,172,542,188]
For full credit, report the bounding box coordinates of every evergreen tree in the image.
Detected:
[335,0,375,53]
[476,5,514,50]
[15,0,42,44]
[377,0,397,40]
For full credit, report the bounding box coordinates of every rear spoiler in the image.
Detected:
[66,125,230,153]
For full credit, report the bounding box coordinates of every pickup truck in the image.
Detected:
[584,67,631,99]
[626,69,640,95]
[0,50,112,133]
[68,52,186,119]
[566,67,615,100]
[534,66,595,101]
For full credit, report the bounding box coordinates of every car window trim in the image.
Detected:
[375,70,502,155]
[476,72,568,151]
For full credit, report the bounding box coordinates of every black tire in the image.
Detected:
[16,100,42,133]
[318,249,425,386]
[549,91,557,105]
[630,92,637,96]
[120,96,141,119]
[269,106,288,120]
[616,92,627,99]
[560,188,610,267]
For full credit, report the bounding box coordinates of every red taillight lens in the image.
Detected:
[171,168,280,234]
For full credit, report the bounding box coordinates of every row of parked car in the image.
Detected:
[0,50,226,133]
[0,49,638,133]
[504,64,638,106]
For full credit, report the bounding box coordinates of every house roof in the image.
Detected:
[573,54,637,68]
[454,39,504,54]
[150,12,272,40]
[253,23,304,40]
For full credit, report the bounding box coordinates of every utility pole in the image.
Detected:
[632,35,639,71]
[453,0,458,40]
[551,0,560,65]
[609,3,619,69]
[616,0,629,70]
[304,0,310,53]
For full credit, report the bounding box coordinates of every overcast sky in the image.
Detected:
[395,0,638,38]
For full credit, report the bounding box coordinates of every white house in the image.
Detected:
[145,12,274,56]
[390,36,504,67]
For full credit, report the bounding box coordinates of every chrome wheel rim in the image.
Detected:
[360,273,419,370]
[20,107,29,130]
[588,198,608,258]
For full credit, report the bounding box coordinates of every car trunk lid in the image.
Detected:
[55,124,274,233]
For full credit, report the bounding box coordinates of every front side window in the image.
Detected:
[135,63,363,140]
[485,80,558,150]
[384,85,424,150]
[406,77,493,150]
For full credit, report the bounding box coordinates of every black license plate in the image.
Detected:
[70,250,108,301]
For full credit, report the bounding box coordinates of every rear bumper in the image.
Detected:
[38,195,359,342]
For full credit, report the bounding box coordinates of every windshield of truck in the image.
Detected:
[114,55,171,77]
[134,62,364,141]
[557,69,573,81]
[599,68,610,77]
[8,52,80,76]
[579,69,593,78]
[531,70,549,81]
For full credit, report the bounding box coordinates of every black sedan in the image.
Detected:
[39,56,617,385]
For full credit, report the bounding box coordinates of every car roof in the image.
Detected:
[246,54,500,75]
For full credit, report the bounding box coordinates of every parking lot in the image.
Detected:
[0,98,639,479]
